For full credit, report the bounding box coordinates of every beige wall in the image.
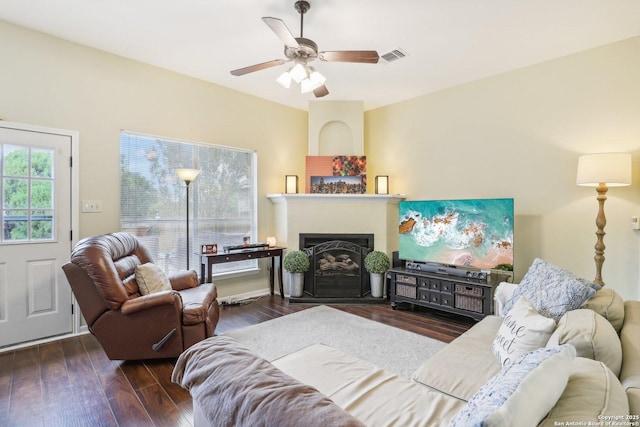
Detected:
[0,20,308,297]
[365,37,640,300]
[2,18,639,301]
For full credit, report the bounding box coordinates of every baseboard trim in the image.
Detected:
[218,288,272,304]
[0,329,91,354]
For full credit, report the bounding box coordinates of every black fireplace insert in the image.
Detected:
[299,233,374,299]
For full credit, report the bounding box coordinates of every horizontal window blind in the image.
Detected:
[120,131,257,276]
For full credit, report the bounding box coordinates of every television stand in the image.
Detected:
[388,267,511,321]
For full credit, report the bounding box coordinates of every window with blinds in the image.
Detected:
[120,131,258,276]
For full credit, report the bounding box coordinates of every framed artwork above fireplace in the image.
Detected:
[310,176,364,194]
[305,155,366,193]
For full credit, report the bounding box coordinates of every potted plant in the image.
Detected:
[283,250,310,297]
[364,250,391,298]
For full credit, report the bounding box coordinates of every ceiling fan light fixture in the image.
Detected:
[230,1,380,100]
[276,71,292,88]
[290,62,307,83]
[309,68,326,86]
[300,77,315,93]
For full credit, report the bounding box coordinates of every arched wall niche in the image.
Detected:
[318,121,353,155]
[308,101,364,155]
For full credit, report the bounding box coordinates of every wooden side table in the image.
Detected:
[198,247,285,297]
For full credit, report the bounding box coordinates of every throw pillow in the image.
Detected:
[546,308,622,376]
[492,296,557,367]
[135,263,172,295]
[581,287,625,333]
[579,277,602,292]
[494,282,518,316]
[450,345,576,427]
[503,258,596,321]
[539,358,629,426]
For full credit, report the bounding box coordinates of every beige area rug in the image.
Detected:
[224,305,447,379]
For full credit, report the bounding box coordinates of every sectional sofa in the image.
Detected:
[172,259,640,426]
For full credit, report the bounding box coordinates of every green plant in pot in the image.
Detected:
[283,250,310,298]
[364,250,391,298]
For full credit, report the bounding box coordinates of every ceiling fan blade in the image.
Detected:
[230,59,286,76]
[313,85,329,98]
[318,51,380,64]
[262,17,300,48]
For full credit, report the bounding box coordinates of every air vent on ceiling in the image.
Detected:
[381,48,407,63]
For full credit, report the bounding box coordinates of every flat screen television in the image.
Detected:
[398,198,514,270]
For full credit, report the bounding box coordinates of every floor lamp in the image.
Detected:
[176,168,200,270]
[576,152,631,286]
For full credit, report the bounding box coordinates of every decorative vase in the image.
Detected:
[289,272,305,297]
[370,272,384,298]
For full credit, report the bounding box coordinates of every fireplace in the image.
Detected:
[294,233,377,302]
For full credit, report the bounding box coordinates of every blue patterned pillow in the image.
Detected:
[503,258,596,321]
[450,345,576,427]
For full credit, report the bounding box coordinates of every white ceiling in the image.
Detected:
[1,0,639,111]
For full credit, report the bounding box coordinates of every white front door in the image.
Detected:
[0,123,74,348]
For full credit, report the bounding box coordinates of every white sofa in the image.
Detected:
[173,283,640,426]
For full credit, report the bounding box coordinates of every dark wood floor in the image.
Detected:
[0,296,475,427]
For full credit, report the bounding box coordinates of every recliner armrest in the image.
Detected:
[121,290,182,315]
[169,270,199,291]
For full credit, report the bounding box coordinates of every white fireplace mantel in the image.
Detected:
[266,193,406,204]
[267,193,406,254]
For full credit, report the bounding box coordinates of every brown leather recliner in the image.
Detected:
[62,232,220,360]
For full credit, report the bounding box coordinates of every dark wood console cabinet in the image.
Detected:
[389,267,510,321]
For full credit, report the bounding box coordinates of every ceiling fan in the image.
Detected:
[230,0,379,98]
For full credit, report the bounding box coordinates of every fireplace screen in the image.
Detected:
[299,234,374,299]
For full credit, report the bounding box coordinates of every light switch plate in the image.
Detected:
[82,200,102,213]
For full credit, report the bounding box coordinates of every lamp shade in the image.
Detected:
[276,71,292,88]
[309,69,326,86]
[577,153,631,187]
[176,168,201,183]
[285,175,299,194]
[289,63,307,83]
[300,78,315,94]
[375,176,389,194]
